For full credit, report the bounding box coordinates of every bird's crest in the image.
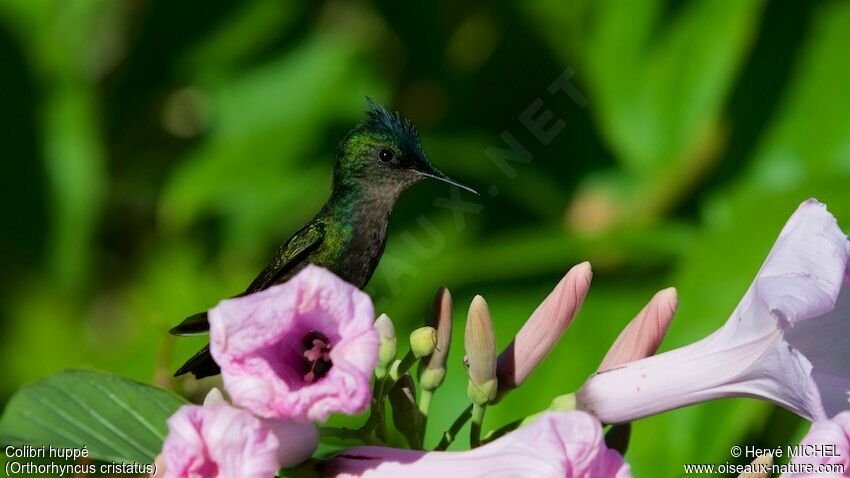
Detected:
[360,97,421,150]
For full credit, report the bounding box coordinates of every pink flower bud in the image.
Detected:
[597,287,678,372]
[420,287,453,391]
[497,262,592,392]
[465,295,497,404]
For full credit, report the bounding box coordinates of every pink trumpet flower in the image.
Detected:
[323,411,630,477]
[162,403,281,478]
[160,389,319,477]
[577,199,850,424]
[784,411,850,477]
[209,265,379,422]
[597,287,679,372]
[497,262,593,393]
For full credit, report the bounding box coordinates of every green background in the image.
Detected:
[1,0,849,475]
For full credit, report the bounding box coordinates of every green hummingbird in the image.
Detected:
[171,99,476,378]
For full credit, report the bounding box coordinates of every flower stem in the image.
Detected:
[361,377,384,425]
[482,417,522,443]
[390,350,416,381]
[362,349,418,442]
[470,403,486,447]
[418,389,434,445]
[363,375,388,441]
[434,404,473,451]
[419,389,434,417]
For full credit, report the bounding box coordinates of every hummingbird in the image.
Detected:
[170,99,476,378]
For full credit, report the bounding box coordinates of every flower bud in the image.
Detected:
[388,374,423,449]
[202,388,227,407]
[420,286,453,391]
[150,454,166,477]
[465,295,497,405]
[375,314,397,378]
[738,453,772,478]
[420,367,446,393]
[497,262,591,394]
[597,287,678,372]
[409,326,438,359]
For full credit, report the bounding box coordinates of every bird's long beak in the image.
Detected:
[416,167,478,195]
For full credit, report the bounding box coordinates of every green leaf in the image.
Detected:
[0,370,186,464]
[529,0,765,174]
[747,1,850,191]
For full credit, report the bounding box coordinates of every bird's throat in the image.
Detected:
[326,182,402,227]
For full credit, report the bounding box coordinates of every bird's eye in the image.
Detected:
[377,149,394,163]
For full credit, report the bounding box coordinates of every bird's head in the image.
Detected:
[333,98,476,196]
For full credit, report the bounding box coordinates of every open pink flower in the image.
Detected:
[577,199,850,424]
[323,411,630,477]
[162,403,280,478]
[784,411,850,477]
[160,389,319,477]
[209,265,379,422]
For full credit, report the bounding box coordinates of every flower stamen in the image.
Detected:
[302,331,333,384]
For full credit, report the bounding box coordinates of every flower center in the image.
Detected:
[302,330,333,384]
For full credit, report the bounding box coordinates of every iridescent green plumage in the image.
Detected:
[171,99,475,378]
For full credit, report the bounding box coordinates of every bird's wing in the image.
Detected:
[244,221,325,293]
[169,222,324,337]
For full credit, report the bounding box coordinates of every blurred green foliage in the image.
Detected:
[1,0,849,475]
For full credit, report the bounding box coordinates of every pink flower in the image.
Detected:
[323,412,630,477]
[497,262,593,392]
[577,199,850,424]
[162,404,281,478]
[161,393,319,478]
[784,411,850,477]
[209,265,379,422]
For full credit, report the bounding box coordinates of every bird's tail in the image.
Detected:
[174,344,220,379]
[169,311,209,336]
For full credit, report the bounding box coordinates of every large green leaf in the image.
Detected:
[0,370,186,464]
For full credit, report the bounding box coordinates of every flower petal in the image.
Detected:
[753,199,849,328]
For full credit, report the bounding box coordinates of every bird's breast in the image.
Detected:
[311,216,389,289]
